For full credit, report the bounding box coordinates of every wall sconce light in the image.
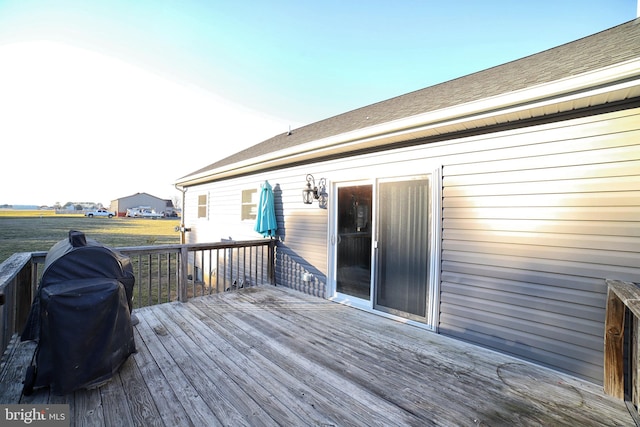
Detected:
[302,174,318,204]
[302,174,327,207]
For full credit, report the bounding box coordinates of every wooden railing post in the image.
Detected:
[268,239,276,286]
[604,279,640,408]
[178,245,189,302]
[16,259,33,332]
[604,285,626,399]
[0,253,35,358]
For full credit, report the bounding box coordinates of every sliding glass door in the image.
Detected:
[331,175,434,324]
[374,177,431,322]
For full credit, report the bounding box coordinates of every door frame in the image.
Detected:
[327,169,442,330]
[327,179,376,311]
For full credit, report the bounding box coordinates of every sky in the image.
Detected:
[0,0,636,207]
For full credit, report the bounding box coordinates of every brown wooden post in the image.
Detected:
[268,240,275,286]
[178,245,189,302]
[604,286,626,399]
[634,315,639,409]
[16,260,33,331]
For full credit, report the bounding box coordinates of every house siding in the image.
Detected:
[438,106,640,384]
[184,105,640,384]
[184,172,330,295]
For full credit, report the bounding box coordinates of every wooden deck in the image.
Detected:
[0,285,634,426]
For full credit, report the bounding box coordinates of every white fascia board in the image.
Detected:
[178,58,640,186]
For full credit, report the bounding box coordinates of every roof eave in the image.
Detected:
[176,58,640,187]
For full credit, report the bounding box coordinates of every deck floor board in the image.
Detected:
[0,285,634,426]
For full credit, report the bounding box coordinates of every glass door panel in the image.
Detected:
[375,178,430,321]
[336,185,372,299]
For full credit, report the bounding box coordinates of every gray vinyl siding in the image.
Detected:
[275,190,328,296]
[184,171,330,296]
[438,107,640,384]
[185,105,640,384]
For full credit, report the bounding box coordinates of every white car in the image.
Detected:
[84,208,115,218]
[131,208,163,219]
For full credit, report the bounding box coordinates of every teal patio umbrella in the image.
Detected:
[254,181,277,238]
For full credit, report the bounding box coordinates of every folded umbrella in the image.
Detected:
[254,180,277,238]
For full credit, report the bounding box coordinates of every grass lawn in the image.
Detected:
[0,211,181,263]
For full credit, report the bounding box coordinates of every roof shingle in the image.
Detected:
[182,18,640,179]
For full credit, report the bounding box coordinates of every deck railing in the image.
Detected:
[0,239,275,361]
[604,279,640,418]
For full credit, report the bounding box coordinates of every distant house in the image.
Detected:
[111,192,174,217]
[176,19,640,385]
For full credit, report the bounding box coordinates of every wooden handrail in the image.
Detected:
[604,279,640,403]
[0,239,277,362]
[0,253,35,357]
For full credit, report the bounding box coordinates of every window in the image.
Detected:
[241,189,258,220]
[197,194,207,218]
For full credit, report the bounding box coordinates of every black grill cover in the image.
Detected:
[36,278,135,394]
[21,230,136,395]
[22,230,135,341]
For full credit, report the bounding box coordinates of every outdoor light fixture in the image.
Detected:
[302,174,327,207]
[302,174,318,204]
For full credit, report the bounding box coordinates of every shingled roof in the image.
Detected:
[181,18,640,181]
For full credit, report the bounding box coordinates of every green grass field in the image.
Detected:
[0,210,181,263]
